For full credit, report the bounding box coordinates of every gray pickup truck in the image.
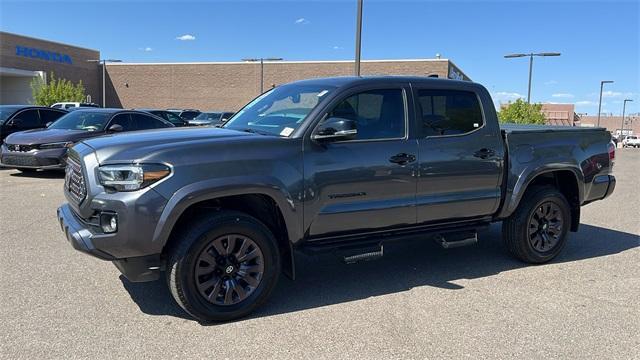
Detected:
[57,76,616,322]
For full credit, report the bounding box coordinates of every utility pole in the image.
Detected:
[354,0,363,76]
[597,80,614,127]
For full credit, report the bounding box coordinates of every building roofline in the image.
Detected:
[106,58,451,66]
[0,31,100,53]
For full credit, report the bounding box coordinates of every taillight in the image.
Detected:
[608,141,615,167]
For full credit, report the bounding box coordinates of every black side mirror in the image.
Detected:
[107,124,124,132]
[312,117,358,141]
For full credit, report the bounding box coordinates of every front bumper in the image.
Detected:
[0,146,67,169]
[57,203,163,282]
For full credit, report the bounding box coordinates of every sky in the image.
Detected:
[1,0,638,114]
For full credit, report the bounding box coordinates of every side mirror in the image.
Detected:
[312,117,357,141]
[8,118,22,127]
[107,124,124,132]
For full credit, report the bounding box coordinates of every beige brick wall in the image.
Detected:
[105,60,453,111]
[0,32,101,104]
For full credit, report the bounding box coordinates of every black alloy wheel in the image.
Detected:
[527,201,564,253]
[194,234,265,306]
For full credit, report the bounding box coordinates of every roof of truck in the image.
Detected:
[290,76,475,87]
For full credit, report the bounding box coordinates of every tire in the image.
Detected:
[502,186,571,264]
[166,211,281,322]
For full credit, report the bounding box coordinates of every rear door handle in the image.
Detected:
[389,153,416,165]
[473,148,495,159]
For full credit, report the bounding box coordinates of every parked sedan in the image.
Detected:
[187,111,234,126]
[0,109,174,172]
[167,109,201,120]
[137,109,189,127]
[0,105,67,142]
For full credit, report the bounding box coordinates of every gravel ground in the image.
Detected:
[1,149,638,359]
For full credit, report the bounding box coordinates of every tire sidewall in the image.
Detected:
[170,214,280,322]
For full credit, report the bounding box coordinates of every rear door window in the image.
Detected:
[39,109,66,125]
[132,113,172,130]
[416,89,484,137]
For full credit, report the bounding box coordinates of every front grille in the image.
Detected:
[65,157,87,204]
[6,144,37,152]
[2,154,39,167]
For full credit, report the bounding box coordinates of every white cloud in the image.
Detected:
[139,47,153,52]
[176,34,196,41]
[494,91,525,100]
[544,80,558,85]
[576,100,598,106]
[294,18,310,25]
[552,93,574,98]
[332,45,343,50]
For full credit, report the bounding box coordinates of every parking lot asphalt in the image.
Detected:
[1,149,638,359]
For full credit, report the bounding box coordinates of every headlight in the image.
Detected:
[39,141,74,149]
[97,164,171,191]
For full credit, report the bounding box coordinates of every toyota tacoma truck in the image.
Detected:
[57,77,616,322]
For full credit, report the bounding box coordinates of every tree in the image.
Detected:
[31,72,86,106]
[498,99,547,125]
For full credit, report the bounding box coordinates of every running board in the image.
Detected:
[434,231,478,249]
[341,245,384,264]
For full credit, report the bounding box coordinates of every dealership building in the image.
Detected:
[0,31,471,110]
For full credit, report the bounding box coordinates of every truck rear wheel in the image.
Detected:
[503,186,571,263]
[166,211,281,322]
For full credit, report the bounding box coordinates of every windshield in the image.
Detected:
[223,84,335,136]
[48,111,111,131]
[194,112,222,121]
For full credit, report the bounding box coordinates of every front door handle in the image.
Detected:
[389,153,416,165]
[473,148,495,159]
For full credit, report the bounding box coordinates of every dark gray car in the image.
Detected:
[1,108,173,171]
[0,105,67,143]
[57,77,616,322]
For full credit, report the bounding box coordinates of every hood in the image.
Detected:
[81,127,257,163]
[4,128,102,145]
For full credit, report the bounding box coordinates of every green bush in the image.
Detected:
[498,99,546,125]
[31,72,86,106]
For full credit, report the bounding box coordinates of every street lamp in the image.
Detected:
[242,57,283,93]
[597,80,614,127]
[621,99,633,138]
[354,0,363,76]
[87,59,122,107]
[504,52,561,103]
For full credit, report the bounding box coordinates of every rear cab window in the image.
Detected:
[415,89,484,137]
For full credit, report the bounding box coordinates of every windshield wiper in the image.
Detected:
[238,128,277,136]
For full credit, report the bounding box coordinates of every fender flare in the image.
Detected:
[498,164,584,219]
[150,176,301,251]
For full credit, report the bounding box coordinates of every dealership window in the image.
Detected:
[416,89,483,137]
[326,89,405,140]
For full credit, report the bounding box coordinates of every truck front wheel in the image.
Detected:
[503,186,571,263]
[166,211,281,322]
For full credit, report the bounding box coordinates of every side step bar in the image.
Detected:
[341,245,384,264]
[434,231,478,249]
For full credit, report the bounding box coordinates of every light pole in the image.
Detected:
[242,58,283,93]
[504,52,561,103]
[354,0,363,76]
[597,80,614,127]
[621,99,633,138]
[88,59,122,107]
